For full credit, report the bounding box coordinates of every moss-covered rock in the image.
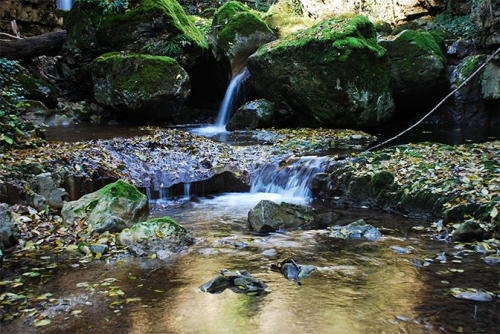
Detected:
[210,1,275,73]
[118,216,194,255]
[62,0,207,96]
[247,15,394,128]
[378,29,449,114]
[61,179,149,233]
[92,52,190,120]
[226,99,275,130]
[17,73,58,109]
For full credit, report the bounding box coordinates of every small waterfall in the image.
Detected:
[194,67,250,134]
[250,156,328,202]
[56,0,73,10]
[183,183,191,200]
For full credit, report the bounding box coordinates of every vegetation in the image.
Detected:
[0,58,41,151]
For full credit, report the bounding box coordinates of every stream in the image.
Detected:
[2,123,499,334]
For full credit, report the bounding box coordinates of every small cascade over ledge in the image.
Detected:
[250,156,329,203]
[194,67,250,135]
[57,0,73,10]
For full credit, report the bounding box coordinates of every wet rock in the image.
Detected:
[452,289,493,302]
[248,16,394,128]
[484,255,500,265]
[248,200,318,233]
[226,99,275,130]
[90,243,108,255]
[0,203,19,251]
[92,52,190,121]
[61,180,149,233]
[118,216,193,255]
[328,219,381,241]
[390,245,411,254]
[199,269,270,294]
[452,220,491,242]
[271,257,316,285]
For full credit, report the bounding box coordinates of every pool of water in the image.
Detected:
[3,193,498,334]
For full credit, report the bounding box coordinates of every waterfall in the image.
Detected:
[183,183,191,200]
[194,67,250,134]
[250,156,328,202]
[56,0,73,10]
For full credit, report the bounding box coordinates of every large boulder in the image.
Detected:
[61,0,208,96]
[262,2,318,38]
[0,203,19,251]
[61,180,149,233]
[379,29,449,114]
[92,52,190,120]
[248,200,318,233]
[118,216,193,256]
[210,1,276,73]
[247,15,395,128]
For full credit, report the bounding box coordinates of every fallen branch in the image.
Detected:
[366,46,500,152]
[0,30,67,59]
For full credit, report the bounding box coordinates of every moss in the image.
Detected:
[93,52,181,96]
[215,1,250,22]
[458,55,482,80]
[17,74,57,103]
[390,30,444,63]
[217,12,273,51]
[370,171,394,196]
[143,216,187,232]
[99,179,145,202]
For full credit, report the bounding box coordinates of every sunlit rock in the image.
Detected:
[328,219,381,241]
[61,180,149,233]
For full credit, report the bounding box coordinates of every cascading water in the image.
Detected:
[194,67,250,134]
[250,156,328,203]
[56,0,73,10]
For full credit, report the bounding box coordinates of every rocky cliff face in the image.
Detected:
[0,0,63,36]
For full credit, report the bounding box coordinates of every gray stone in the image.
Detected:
[0,203,19,251]
[248,200,317,233]
[328,219,381,241]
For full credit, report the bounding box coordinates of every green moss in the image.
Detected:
[217,12,273,51]
[17,74,57,103]
[458,55,482,80]
[391,30,444,62]
[371,171,394,196]
[93,52,180,96]
[215,1,250,22]
[99,179,145,202]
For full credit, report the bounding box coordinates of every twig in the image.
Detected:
[366,46,500,152]
[0,32,22,39]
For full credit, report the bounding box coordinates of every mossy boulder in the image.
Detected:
[378,29,449,113]
[62,0,207,96]
[247,16,395,128]
[210,1,275,72]
[226,99,275,130]
[17,73,58,109]
[61,180,149,233]
[92,52,190,120]
[263,2,318,38]
[248,200,318,233]
[118,216,193,255]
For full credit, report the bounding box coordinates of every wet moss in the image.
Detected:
[389,30,445,64]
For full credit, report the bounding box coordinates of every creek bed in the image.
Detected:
[2,193,498,334]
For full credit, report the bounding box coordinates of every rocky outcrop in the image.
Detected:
[61,0,208,97]
[248,200,318,233]
[61,180,149,233]
[0,0,63,36]
[118,216,194,256]
[247,15,395,128]
[379,29,449,114]
[92,52,191,121]
[209,1,276,73]
[226,99,275,130]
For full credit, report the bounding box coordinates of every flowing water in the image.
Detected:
[56,0,73,10]
[193,67,250,135]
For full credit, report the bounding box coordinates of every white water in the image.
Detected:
[193,67,250,135]
[250,156,328,203]
[56,0,73,10]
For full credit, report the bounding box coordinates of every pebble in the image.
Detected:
[453,291,493,302]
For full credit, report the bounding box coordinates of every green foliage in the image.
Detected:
[78,0,129,15]
[163,34,192,57]
[0,58,33,150]
[434,13,477,38]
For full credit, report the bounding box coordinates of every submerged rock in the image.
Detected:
[328,219,381,241]
[271,257,316,285]
[452,288,493,302]
[61,180,149,233]
[118,216,193,255]
[248,200,318,233]
[199,269,270,294]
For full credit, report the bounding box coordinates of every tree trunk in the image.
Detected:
[0,30,67,59]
